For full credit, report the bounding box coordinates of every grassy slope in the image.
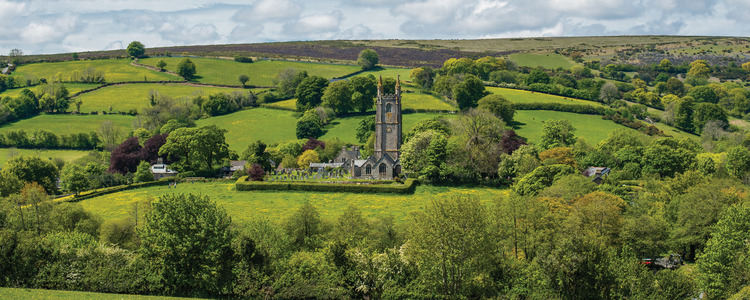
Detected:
[321,112,456,144]
[0,148,90,165]
[487,87,604,106]
[0,114,134,136]
[138,57,360,86]
[0,287,199,300]
[195,108,297,152]
[13,59,180,83]
[514,110,644,145]
[0,83,100,98]
[508,53,576,69]
[74,83,249,113]
[78,182,507,225]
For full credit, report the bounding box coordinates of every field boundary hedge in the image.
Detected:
[59,178,178,203]
[513,102,608,115]
[236,177,418,194]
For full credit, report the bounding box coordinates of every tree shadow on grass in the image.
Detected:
[510,120,526,130]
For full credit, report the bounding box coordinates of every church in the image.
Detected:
[335,76,402,180]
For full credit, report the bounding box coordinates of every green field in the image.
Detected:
[487,86,604,106]
[0,83,101,98]
[514,110,643,145]
[358,67,413,80]
[263,92,455,112]
[0,148,90,165]
[508,53,576,69]
[264,99,297,110]
[321,112,456,144]
[13,59,181,83]
[0,287,198,300]
[139,57,361,86]
[0,114,134,136]
[74,83,248,113]
[195,108,298,151]
[77,181,508,225]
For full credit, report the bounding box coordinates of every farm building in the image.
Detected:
[151,158,178,180]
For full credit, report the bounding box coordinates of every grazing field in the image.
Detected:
[195,108,298,151]
[77,181,508,225]
[321,112,457,143]
[0,287,200,300]
[138,57,361,86]
[486,86,604,106]
[264,99,297,110]
[262,92,455,112]
[652,122,700,141]
[514,110,643,145]
[13,59,181,83]
[74,83,248,113]
[0,114,134,136]
[508,53,576,69]
[0,83,101,98]
[358,67,413,80]
[0,148,90,165]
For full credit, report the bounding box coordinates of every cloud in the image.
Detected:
[232,0,302,23]
[282,10,343,35]
[333,24,384,40]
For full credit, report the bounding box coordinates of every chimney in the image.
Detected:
[342,145,347,152]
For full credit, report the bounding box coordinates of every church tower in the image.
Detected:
[374,75,402,160]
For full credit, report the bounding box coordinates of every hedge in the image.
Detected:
[236,177,419,194]
[512,102,608,115]
[61,178,176,203]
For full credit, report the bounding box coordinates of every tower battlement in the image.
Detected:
[374,75,402,160]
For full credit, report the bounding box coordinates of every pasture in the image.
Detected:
[0,83,100,98]
[486,86,604,106]
[263,92,455,112]
[138,57,360,86]
[0,287,198,300]
[513,110,643,145]
[195,108,298,151]
[13,59,180,83]
[0,114,134,136]
[74,83,249,113]
[77,181,508,225]
[321,112,456,144]
[0,148,90,165]
[508,53,576,69]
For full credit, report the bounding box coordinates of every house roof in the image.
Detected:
[583,167,610,177]
[229,160,247,171]
[151,164,178,174]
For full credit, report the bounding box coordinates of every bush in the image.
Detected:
[236,177,418,194]
[234,55,254,63]
[513,102,606,115]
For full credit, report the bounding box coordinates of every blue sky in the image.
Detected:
[2,0,749,55]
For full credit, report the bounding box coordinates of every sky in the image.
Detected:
[2,0,750,55]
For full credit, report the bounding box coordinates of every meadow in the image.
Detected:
[0,148,90,165]
[0,83,100,98]
[263,92,455,112]
[321,112,456,144]
[195,108,298,151]
[13,59,180,83]
[138,57,361,86]
[508,53,576,69]
[74,83,249,113]
[513,110,643,145]
[77,181,508,225]
[0,114,134,136]
[0,287,200,300]
[486,86,604,106]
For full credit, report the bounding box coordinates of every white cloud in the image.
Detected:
[333,24,384,40]
[283,10,343,35]
[233,0,302,23]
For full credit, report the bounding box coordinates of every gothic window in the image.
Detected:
[386,103,392,113]
[365,165,371,175]
[379,163,387,174]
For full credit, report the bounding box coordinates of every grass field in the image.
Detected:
[0,83,101,98]
[358,67,413,80]
[0,148,90,165]
[13,59,181,83]
[139,57,361,87]
[487,86,604,106]
[74,83,248,113]
[514,110,643,145]
[321,112,457,144]
[262,92,455,112]
[195,108,298,151]
[264,99,297,110]
[508,53,576,69]
[0,287,200,300]
[0,114,134,136]
[77,181,508,225]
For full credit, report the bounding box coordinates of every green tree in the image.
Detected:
[599,81,619,104]
[675,96,694,132]
[688,59,711,79]
[158,125,231,171]
[238,74,249,87]
[453,74,487,110]
[139,193,234,295]
[295,75,329,111]
[285,202,323,250]
[408,195,495,296]
[665,77,686,96]
[400,130,448,182]
[410,67,436,89]
[4,155,59,194]
[321,80,353,114]
[539,119,576,150]
[60,163,89,195]
[349,75,377,113]
[356,116,376,143]
[296,109,324,139]
[177,58,196,80]
[357,49,379,70]
[693,102,727,132]
[134,161,154,183]
[296,150,320,169]
[477,94,515,123]
[725,146,750,179]
[525,69,551,85]
[0,169,23,197]
[514,164,578,196]
[156,60,167,71]
[275,68,308,98]
[126,41,146,58]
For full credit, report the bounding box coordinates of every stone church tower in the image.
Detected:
[374,75,402,160]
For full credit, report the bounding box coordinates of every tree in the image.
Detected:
[357,49,379,70]
[693,102,727,132]
[688,59,711,79]
[139,193,234,295]
[296,109,324,139]
[599,82,619,104]
[247,163,265,181]
[285,202,323,250]
[356,116,376,143]
[126,41,146,58]
[410,67,436,89]
[159,125,230,172]
[539,119,576,150]
[322,80,353,114]
[408,195,495,296]
[514,164,578,196]
[4,155,59,194]
[297,150,320,168]
[109,137,142,174]
[349,75,377,113]
[539,147,577,168]
[238,74,249,87]
[477,94,515,123]
[177,58,196,80]
[453,74,488,110]
[725,146,750,179]
[400,130,448,182]
[688,85,718,103]
[140,133,168,164]
[675,96,695,132]
[201,92,230,116]
[99,120,122,151]
[134,161,154,183]
[61,163,89,195]
[665,78,685,96]
[0,169,23,197]
[526,69,551,85]
[156,60,167,71]
[275,68,308,98]
[295,75,329,111]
